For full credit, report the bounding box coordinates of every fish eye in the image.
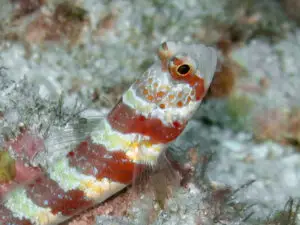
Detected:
[177,64,191,76]
[168,54,196,79]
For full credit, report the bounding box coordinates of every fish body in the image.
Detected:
[0,42,217,225]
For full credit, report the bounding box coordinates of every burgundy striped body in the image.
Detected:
[0,41,217,225]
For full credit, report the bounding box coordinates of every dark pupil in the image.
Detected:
[177,64,190,75]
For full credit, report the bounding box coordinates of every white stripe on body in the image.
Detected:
[4,188,66,225]
[48,156,126,199]
[90,119,164,164]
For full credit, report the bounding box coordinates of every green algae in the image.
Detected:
[0,150,16,183]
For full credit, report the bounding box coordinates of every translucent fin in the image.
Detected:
[33,112,107,168]
[132,148,183,209]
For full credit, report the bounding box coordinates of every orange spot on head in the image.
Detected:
[159,103,166,109]
[156,91,165,98]
[168,95,175,100]
[143,89,149,95]
[147,95,154,101]
[177,101,183,107]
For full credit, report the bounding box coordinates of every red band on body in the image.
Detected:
[68,138,146,184]
[108,101,187,144]
[3,132,93,216]
[25,174,93,216]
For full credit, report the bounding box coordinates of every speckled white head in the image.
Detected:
[123,41,217,124]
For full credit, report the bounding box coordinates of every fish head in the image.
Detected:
[130,41,217,122]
